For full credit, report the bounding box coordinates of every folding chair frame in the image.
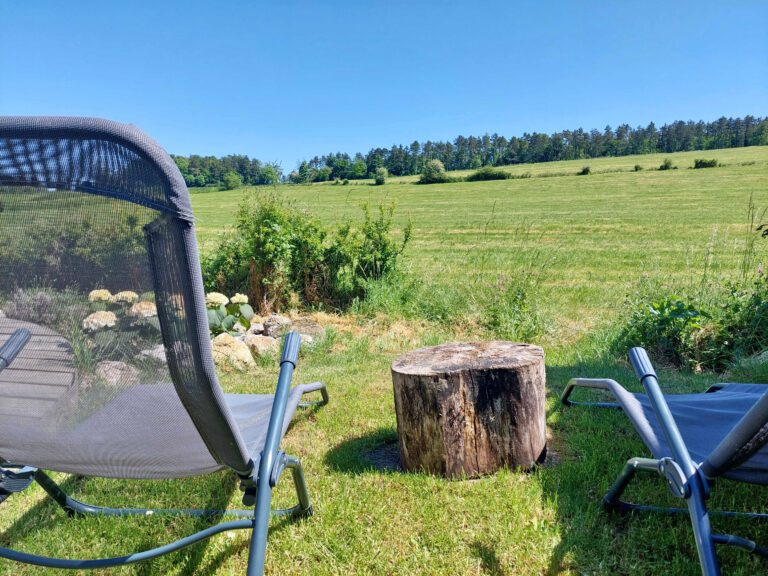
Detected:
[562,348,768,576]
[0,333,329,574]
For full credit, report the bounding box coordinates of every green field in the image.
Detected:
[193,146,768,338]
[3,146,768,575]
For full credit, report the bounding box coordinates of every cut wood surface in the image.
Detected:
[392,341,546,479]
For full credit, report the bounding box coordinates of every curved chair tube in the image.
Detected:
[561,378,621,408]
[0,519,253,569]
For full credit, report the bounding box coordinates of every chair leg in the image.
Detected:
[285,455,313,516]
[603,457,722,576]
[686,476,721,576]
[246,472,273,576]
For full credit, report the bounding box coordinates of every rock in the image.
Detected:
[95,361,140,388]
[246,322,265,335]
[211,333,255,370]
[264,314,292,337]
[291,318,326,343]
[231,322,246,334]
[0,309,4,318]
[245,334,279,356]
[138,344,166,364]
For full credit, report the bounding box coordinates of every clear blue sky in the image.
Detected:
[1,1,766,170]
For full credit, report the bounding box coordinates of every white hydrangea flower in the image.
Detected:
[88,289,112,302]
[127,301,157,318]
[206,292,229,308]
[230,293,249,305]
[83,311,117,332]
[110,291,139,304]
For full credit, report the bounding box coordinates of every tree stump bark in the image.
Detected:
[391,341,546,479]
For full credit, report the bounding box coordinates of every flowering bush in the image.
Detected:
[82,310,118,332]
[206,292,255,336]
[206,292,229,307]
[110,291,139,304]
[88,289,112,302]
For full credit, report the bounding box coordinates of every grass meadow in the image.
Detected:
[2,146,768,575]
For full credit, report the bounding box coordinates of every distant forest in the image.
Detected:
[172,115,768,187]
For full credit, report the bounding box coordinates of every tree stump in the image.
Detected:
[391,341,546,479]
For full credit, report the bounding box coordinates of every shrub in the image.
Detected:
[612,295,707,368]
[634,164,643,171]
[342,179,349,185]
[465,166,511,182]
[694,158,718,169]
[374,167,388,185]
[577,166,591,176]
[222,171,243,190]
[612,275,768,373]
[659,158,675,171]
[417,159,452,184]
[202,193,411,312]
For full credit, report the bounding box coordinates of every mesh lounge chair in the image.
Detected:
[0,116,328,574]
[562,347,768,576]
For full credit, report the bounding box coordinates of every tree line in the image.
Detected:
[170,154,281,188]
[172,115,767,187]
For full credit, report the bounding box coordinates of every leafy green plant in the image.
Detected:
[202,193,411,312]
[374,167,387,185]
[693,158,718,169]
[205,293,255,335]
[613,295,707,368]
[465,166,511,182]
[417,159,452,184]
[577,166,591,176]
[659,158,675,170]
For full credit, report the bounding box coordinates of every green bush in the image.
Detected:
[201,193,411,312]
[465,166,511,182]
[659,158,675,171]
[577,166,591,176]
[374,167,387,185]
[417,159,452,184]
[222,171,243,190]
[634,164,643,171]
[612,276,768,372]
[693,158,718,169]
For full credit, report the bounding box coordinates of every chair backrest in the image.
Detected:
[0,117,251,477]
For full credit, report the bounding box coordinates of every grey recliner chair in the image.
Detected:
[0,116,328,574]
[562,347,768,576]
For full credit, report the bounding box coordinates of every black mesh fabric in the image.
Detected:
[0,117,252,478]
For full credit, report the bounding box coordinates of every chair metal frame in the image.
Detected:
[0,332,329,573]
[562,347,768,575]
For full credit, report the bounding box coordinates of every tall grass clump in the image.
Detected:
[202,192,411,312]
[354,223,555,341]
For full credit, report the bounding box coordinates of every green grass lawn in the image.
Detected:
[3,146,768,575]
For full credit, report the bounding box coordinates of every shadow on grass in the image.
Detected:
[0,472,244,575]
[470,541,509,576]
[324,426,402,475]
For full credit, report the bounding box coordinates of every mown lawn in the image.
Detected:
[2,146,768,575]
